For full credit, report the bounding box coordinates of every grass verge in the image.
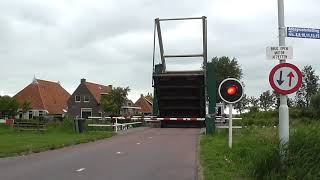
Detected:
[200,122,320,179]
[200,128,278,180]
[0,124,114,158]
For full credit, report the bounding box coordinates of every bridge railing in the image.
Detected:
[86,116,243,132]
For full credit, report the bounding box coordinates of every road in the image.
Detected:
[0,128,201,180]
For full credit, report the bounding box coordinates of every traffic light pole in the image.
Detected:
[228,103,233,148]
[278,0,289,151]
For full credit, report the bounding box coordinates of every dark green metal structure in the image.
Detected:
[152,17,215,133]
[206,62,216,134]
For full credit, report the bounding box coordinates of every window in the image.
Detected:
[75,95,81,102]
[128,102,132,106]
[81,108,92,119]
[29,111,33,119]
[39,111,43,117]
[84,96,90,102]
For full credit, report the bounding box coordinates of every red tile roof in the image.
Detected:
[85,82,112,102]
[135,95,153,114]
[14,79,70,114]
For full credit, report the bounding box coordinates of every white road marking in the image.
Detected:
[76,168,85,172]
[116,151,122,154]
[148,137,152,139]
[136,142,141,145]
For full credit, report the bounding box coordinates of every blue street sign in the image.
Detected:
[287,27,320,39]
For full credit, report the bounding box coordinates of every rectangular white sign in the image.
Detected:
[266,46,293,60]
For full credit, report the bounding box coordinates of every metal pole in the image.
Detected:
[228,103,233,148]
[278,0,289,149]
[155,18,166,72]
[115,118,118,133]
[159,17,203,21]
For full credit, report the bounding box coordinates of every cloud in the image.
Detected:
[0,0,320,102]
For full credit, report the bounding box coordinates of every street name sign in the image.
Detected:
[266,46,293,60]
[269,63,302,95]
[287,27,320,39]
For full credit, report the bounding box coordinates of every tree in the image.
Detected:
[100,86,130,116]
[0,96,19,118]
[259,90,275,111]
[101,94,116,117]
[209,56,243,102]
[110,87,130,114]
[234,94,249,114]
[21,100,32,114]
[248,96,259,112]
[249,96,259,107]
[272,91,293,109]
[294,65,319,108]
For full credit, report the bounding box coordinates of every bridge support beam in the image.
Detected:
[206,61,216,134]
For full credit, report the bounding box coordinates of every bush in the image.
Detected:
[311,93,320,118]
[237,110,278,126]
[61,117,75,131]
[253,122,320,179]
[44,117,75,132]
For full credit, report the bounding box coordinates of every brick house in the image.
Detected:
[134,93,153,116]
[67,79,112,119]
[14,78,70,119]
[120,99,141,116]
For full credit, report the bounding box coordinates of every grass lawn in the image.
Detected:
[0,124,114,158]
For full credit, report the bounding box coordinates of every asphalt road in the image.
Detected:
[0,128,201,180]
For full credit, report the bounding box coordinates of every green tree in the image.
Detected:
[0,96,19,118]
[21,100,32,114]
[111,87,130,114]
[101,94,116,117]
[209,56,243,102]
[249,96,259,107]
[248,96,259,112]
[272,91,293,109]
[234,94,249,114]
[100,87,130,116]
[259,90,275,111]
[294,65,319,108]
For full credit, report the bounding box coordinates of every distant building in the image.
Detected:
[67,78,112,119]
[134,93,153,116]
[14,78,70,119]
[120,99,141,117]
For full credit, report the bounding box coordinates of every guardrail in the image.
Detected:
[87,117,146,132]
[88,121,143,132]
[0,119,14,125]
[87,116,243,132]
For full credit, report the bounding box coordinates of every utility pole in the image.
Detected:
[277,0,289,150]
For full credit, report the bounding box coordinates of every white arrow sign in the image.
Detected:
[266,46,293,60]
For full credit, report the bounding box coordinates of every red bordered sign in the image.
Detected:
[269,63,302,95]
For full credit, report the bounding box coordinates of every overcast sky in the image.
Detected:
[1,0,320,102]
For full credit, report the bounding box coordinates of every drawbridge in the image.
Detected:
[152,17,216,129]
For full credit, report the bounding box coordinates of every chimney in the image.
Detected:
[141,94,144,98]
[108,85,113,90]
[81,78,86,84]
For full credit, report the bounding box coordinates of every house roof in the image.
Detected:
[84,82,112,102]
[134,94,153,114]
[14,79,70,114]
[145,95,153,104]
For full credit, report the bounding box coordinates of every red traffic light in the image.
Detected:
[227,86,238,96]
[218,78,244,104]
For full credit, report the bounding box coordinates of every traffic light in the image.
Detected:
[218,78,244,104]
